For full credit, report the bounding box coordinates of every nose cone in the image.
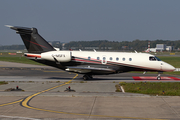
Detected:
[162,62,175,72]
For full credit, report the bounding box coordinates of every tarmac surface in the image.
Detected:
[0,61,180,120]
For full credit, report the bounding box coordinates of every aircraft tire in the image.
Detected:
[83,75,93,80]
[157,76,161,80]
[83,75,88,80]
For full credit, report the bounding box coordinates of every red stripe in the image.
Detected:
[25,39,48,49]
[168,77,180,81]
[132,76,142,80]
[133,76,180,81]
[26,54,41,58]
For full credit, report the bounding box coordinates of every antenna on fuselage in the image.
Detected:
[134,50,137,53]
[79,49,82,51]
[93,49,96,52]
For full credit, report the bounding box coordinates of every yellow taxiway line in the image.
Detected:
[0,99,23,107]
[0,74,76,107]
[20,74,166,120]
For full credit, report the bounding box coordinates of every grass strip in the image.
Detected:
[118,82,180,96]
[0,57,44,65]
[0,81,8,85]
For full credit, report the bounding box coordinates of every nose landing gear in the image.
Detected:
[143,71,162,80]
[157,74,161,80]
[157,72,163,80]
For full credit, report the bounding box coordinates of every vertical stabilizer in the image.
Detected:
[6,25,55,53]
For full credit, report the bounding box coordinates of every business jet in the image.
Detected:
[6,25,175,80]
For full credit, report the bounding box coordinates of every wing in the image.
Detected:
[65,66,116,75]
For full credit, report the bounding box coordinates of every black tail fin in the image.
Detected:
[6,25,55,54]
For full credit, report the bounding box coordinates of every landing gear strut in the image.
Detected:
[157,75,161,80]
[83,74,93,80]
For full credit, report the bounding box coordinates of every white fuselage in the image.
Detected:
[38,51,175,72]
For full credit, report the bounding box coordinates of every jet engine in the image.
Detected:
[41,51,71,62]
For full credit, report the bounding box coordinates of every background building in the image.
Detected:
[156,44,166,51]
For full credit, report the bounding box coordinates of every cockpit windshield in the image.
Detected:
[149,56,161,61]
[155,56,161,61]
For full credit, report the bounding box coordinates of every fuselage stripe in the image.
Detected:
[26,54,41,58]
[72,56,160,71]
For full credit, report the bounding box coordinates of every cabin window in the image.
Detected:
[116,57,119,61]
[129,58,132,61]
[88,56,91,60]
[97,57,100,60]
[103,57,106,60]
[110,57,113,60]
[122,58,125,61]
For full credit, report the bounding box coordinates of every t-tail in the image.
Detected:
[5,25,55,54]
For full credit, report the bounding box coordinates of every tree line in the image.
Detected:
[1,39,180,51]
[64,39,180,51]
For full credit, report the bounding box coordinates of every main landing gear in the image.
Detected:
[83,74,93,80]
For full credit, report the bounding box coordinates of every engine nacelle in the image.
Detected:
[41,51,71,62]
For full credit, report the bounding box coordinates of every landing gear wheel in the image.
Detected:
[83,75,93,80]
[83,75,88,80]
[157,73,162,80]
[157,76,161,80]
